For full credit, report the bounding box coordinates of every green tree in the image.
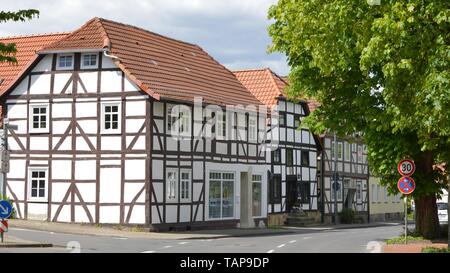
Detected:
[0,9,39,63]
[268,0,449,238]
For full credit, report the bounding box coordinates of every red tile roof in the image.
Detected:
[233,68,287,107]
[0,33,68,95]
[36,17,262,106]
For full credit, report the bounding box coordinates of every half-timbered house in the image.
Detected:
[234,68,322,225]
[307,101,370,223]
[0,18,271,231]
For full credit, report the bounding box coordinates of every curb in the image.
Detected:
[182,230,296,240]
[0,243,53,248]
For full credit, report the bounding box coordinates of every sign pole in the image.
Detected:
[0,218,3,243]
[404,195,407,245]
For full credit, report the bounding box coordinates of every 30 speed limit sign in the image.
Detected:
[397,159,415,177]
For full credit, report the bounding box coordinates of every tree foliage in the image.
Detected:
[0,9,39,63]
[268,0,449,238]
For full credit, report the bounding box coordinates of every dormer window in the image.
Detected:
[81,53,98,69]
[57,54,74,70]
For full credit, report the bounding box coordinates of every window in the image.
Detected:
[384,186,388,202]
[81,53,98,69]
[252,174,262,217]
[216,111,226,139]
[357,145,363,163]
[294,115,301,128]
[29,104,49,133]
[331,181,342,201]
[180,171,191,202]
[371,184,377,202]
[167,170,177,202]
[298,181,310,204]
[356,182,361,200]
[279,113,285,126]
[272,149,281,164]
[167,105,191,136]
[301,151,310,166]
[28,168,47,200]
[101,102,120,133]
[269,175,281,203]
[338,142,343,160]
[209,172,234,219]
[345,142,351,161]
[376,185,381,202]
[248,116,257,141]
[57,54,73,69]
[286,149,294,167]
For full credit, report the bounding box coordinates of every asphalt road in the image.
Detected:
[1,225,403,253]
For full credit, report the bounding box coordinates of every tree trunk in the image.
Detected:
[415,195,440,239]
[414,151,440,239]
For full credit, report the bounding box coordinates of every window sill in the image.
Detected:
[29,130,50,135]
[100,131,122,136]
[27,199,48,203]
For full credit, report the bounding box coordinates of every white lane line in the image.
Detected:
[141,250,156,253]
[277,244,286,248]
[289,240,297,244]
[163,245,173,248]
[49,232,55,235]
[178,242,188,245]
[267,249,275,253]
[114,237,128,240]
[303,236,312,240]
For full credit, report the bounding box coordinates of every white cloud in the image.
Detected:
[1,0,289,75]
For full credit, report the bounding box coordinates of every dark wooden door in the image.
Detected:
[286,176,298,213]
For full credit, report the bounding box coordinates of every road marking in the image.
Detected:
[267,249,275,253]
[303,236,312,240]
[289,240,296,244]
[114,237,128,240]
[141,250,156,253]
[277,244,285,248]
[49,232,55,235]
[163,245,173,248]
[178,242,188,245]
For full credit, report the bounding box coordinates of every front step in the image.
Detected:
[284,213,320,227]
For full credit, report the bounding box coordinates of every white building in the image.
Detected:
[0,18,273,231]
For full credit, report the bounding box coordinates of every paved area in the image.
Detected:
[0,222,403,253]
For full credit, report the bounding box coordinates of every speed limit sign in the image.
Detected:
[397,159,415,176]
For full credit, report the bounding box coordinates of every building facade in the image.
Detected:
[234,69,321,225]
[0,18,273,231]
[369,177,404,222]
[318,136,370,223]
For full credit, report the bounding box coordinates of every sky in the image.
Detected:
[1,0,290,76]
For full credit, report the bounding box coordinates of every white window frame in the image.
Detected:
[248,115,257,142]
[29,104,49,133]
[252,174,263,217]
[27,167,48,201]
[344,142,351,161]
[167,104,191,137]
[207,171,235,220]
[57,54,74,70]
[180,170,191,202]
[101,102,121,134]
[81,53,98,69]
[166,169,178,203]
[216,111,227,140]
[337,142,343,160]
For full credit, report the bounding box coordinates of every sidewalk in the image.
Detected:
[7,219,402,241]
[384,242,449,253]
[8,219,295,240]
[0,234,52,248]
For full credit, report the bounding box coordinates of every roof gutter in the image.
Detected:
[37,48,104,55]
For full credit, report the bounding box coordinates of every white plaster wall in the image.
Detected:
[100,71,122,93]
[165,205,177,223]
[51,183,71,202]
[124,183,145,203]
[27,203,48,220]
[78,72,98,93]
[76,183,96,203]
[29,74,51,94]
[99,206,120,223]
[152,206,161,224]
[52,160,71,180]
[101,136,121,151]
[126,205,145,224]
[7,180,25,200]
[76,102,97,118]
[7,103,27,119]
[51,204,70,222]
[53,73,72,94]
[75,161,96,180]
[152,183,163,203]
[100,168,121,203]
[10,78,28,96]
[180,205,190,222]
[126,119,145,133]
[30,137,49,150]
[125,160,145,180]
[32,55,52,72]
[9,159,26,179]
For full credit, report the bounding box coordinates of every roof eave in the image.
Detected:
[37,48,105,55]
